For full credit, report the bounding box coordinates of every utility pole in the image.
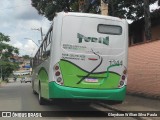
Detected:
[31,27,43,42]
[78,0,85,12]
[78,0,109,15]
[40,27,43,42]
[101,0,109,15]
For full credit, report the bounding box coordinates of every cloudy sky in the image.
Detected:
[0,0,159,57]
[0,0,51,57]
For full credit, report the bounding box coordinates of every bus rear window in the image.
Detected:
[98,24,122,35]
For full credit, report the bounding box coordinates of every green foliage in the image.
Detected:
[31,0,78,21]
[0,33,10,42]
[0,61,19,80]
[31,0,157,21]
[0,32,19,80]
[108,0,157,20]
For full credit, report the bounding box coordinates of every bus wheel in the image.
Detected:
[38,83,45,105]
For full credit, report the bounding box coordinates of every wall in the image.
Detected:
[127,40,160,97]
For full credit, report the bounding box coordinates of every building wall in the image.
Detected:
[127,40,160,97]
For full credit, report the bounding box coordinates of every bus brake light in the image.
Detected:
[55,66,59,70]
[55,71,60,76]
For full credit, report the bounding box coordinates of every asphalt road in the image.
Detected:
[0,78,140,120]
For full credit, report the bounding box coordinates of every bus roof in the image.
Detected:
[56,12,125,22]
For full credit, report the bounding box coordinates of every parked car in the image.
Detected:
[21,77,31,83]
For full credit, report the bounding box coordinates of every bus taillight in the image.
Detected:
[122,75,125,80]
[55,71,60,76]
[123,69,127,74]
[54,63,64,85]
[57,77,63,83]
[54,66,59,70]
[118,68,127,88]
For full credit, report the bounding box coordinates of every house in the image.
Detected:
[9,55,24,63]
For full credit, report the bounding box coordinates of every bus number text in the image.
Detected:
[109,60,123,66]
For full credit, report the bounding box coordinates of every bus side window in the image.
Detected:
[42,39,47,60]
[44,29,52,58]
[39,46,43,63]
[43,50,50,58]
[32,24,53,67]
[42,30,51,59]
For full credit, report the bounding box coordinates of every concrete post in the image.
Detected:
[101,0,108,15]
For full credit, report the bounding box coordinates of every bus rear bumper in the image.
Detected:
[49,82,126,101]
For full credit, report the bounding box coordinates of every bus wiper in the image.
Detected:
[77,49,103,84]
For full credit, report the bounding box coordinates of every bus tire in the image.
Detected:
[38,83,46,105]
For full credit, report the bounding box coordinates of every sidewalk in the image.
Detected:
[99,94,160,120]
[114,95,160,111]
[0,80,7,87]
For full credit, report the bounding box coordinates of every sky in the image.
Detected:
[0,0,51,57]
[0,0,159,57]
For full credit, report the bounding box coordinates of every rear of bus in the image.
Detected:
[50,12,128,102]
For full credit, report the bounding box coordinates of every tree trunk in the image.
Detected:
[144,0,152,41]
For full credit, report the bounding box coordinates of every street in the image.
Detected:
[0,78,159,120]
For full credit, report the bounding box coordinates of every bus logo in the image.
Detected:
[77,33,109,45]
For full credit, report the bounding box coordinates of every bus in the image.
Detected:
[31,12,128,105]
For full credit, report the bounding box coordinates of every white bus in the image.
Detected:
[31,12,128,105]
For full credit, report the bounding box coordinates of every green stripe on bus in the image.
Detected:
[59,60,121,89]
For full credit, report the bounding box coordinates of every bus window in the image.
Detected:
[98,24,122,35]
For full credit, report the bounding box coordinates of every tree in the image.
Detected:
[108,0,157,20]
[0,32,19,80]
[31,0,157,21]
[31,0,78,21]
[144,0,152,40]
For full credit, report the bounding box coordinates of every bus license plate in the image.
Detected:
[85,78,98,83]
